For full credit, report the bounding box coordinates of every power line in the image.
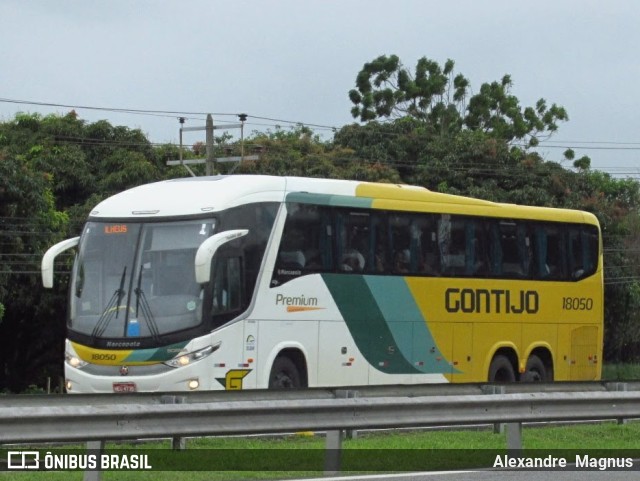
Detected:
[247,115,339,132]
[0,97,341,133]
[541,140,640,146]
[3,98,640,181]
[530,144,640,152]
[0,97,236,119]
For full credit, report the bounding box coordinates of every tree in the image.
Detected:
[0,113,178,392]
[232,126,402,183]
[349,54,568,146]
[349,55,467,136]
[0,148,69,392]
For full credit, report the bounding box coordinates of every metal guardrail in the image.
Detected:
[1,382,639,479]
[2,380,637,408]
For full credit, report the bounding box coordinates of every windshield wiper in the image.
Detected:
[91,266,127,340]
[134,266,161,342]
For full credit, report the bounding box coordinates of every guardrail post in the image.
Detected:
[324,429,342,475]
[506,422,523,452]
[161,395,188,449]
[343,390,359,440]
[84,440,104,481]
[324,389,355,474]
[482,385,506,434]
[606,382,629,425]
[172,436,186,450]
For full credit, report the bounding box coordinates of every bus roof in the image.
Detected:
[88,175,599,226]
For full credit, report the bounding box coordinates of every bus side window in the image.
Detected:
[494,221,529,279]
[272,204,306,286]
[272,203,333,286]
[336,210,370,273]
[388,213,414,275]
[367,212,387,274]
[405,214,438,276]
[438,215,467,276]
[533,224,567,280]
[521,231,533,278]
[466,220,489,277]
[211,256,242,316]
[581,226,599,277]
[568,225,599,280]
[567,227,584,279]
[419,216,440,276]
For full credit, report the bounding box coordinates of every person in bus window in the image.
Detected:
[394,249,410,274]
[341,249,365,272]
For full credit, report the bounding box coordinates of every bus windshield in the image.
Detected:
[69,219,216,340]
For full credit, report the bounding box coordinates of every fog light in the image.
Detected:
[65,380,73,392]
[187,379,199,390]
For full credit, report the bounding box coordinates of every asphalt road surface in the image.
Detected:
[287,468,640,481]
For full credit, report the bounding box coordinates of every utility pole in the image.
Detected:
[238,113,247,162]
[205,114,214,176]
[177,117,196,177]
[167,113,259,175]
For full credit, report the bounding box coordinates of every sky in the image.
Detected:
[1,0,639,176]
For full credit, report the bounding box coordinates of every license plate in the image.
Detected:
[113,382,137,393]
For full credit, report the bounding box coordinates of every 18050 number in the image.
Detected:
[562,297,593,311]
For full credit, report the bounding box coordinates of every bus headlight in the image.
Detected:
[164,345,216,368]
[65,353,88,369]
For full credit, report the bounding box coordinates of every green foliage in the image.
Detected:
[232,126,401,183]
[465,77,568,146]
[349,54,568,147]
[0,142,71,391]
[0,112,169,392]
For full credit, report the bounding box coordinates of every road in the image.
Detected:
[288,470,640,481]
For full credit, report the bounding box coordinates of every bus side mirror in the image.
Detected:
[42,237,80,288]
[195,229,249,284]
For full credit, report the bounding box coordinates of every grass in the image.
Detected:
[2,421,640,480]
[601,363,640,381]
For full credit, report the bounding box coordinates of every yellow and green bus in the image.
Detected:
[43,175,602,392]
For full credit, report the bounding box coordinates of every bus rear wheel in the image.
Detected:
[268,356,301,389]
[521,354,548,382]
[488,354,516,382]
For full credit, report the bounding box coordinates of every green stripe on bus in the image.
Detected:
[285,192,373,209]
[123,341,189,362]
[363,276,454,374]
[322,274,420,374]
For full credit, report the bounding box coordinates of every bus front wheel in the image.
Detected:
[488,354,516,382]
[268,356,301,389]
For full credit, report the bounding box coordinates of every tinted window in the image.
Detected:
[271,202,599,284]
[272,203,333,286]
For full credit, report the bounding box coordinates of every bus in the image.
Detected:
[42,175,603,393]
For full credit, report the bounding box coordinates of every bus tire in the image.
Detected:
[268,356,301,389]
[488,354,516,382]
[521,354,547,382]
